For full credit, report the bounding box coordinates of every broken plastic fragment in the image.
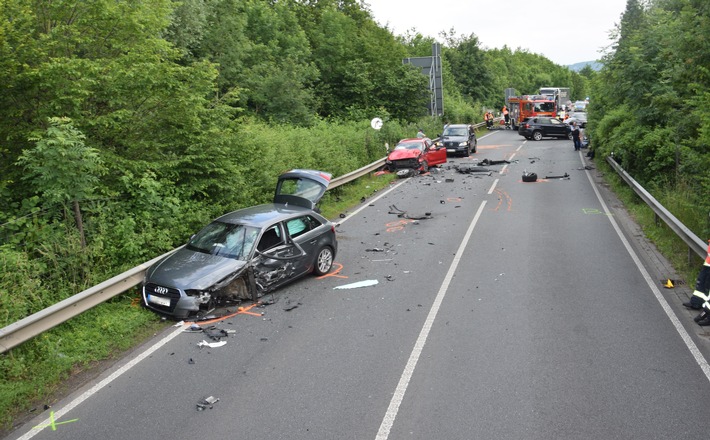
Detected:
[197,340,227,348]
[196,396,219,411]
[333,280,379,290]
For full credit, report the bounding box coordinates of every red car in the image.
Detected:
[385,138,447,173]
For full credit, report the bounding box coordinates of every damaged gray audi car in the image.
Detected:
[142,169,337,319]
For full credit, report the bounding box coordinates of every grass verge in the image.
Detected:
[595,158,706,286]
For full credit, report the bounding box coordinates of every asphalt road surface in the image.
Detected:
[9,129,710,440]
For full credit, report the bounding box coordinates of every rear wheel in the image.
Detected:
[532,131,543,141]
[313,246,334,276]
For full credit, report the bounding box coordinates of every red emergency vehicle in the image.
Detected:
[507,95,557,130]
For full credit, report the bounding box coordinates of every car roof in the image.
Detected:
[214,203,320,227]
[399,138,429,142]
[446,124,469,128]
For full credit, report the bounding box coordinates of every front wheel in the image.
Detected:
[420,160,429,173]
[313,246,334,276]
[532,131,543,141]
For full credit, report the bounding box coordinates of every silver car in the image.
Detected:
[142,170,338,319]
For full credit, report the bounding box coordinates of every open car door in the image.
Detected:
[273,169,332,210]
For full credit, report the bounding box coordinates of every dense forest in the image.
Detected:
[590,0,710,240]
[0,0,708,424]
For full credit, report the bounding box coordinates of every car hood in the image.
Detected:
[145,247,247,291]
[388,149,421,161]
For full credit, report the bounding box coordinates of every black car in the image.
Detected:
[142,169,338,319]
[518,117,571,141]
[435,124,477,156]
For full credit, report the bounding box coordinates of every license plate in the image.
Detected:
[447,149,456,152]
[148,294,170,307]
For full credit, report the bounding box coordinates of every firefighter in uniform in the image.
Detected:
[683,239,710,325]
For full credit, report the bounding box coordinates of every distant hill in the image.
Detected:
[568,61,602,72]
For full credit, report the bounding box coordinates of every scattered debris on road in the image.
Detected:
[388,205,432,220]
[478,158,512,166]
[333,280,379,290]
[454,164,492,175]
[197,340,227,348]
[196,396,219,411]
[544,173,570,180]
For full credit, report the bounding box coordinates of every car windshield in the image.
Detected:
[443,127,468,136]
[394,141,423,152]
[187,221,260,260]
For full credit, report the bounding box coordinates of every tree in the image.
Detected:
[441,31,493,102]
[17,117,105,249]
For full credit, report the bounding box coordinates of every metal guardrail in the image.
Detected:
[606,156,705,260]
[328,158,386,189]
[0,159,390,353]
[0,123,500,353]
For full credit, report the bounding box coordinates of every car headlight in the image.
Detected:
[435,142,443,147]
[386,159,392,164]
[459,142,468,147]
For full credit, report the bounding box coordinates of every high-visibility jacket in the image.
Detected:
[692,240,710,308]
[502,107,508,115]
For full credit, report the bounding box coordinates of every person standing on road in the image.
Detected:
[683,240,710,325]
[502,105,510,128]
[570,122,582,150]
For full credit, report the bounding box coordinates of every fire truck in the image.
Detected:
[506,95,557,130]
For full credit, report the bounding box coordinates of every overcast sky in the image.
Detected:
[363,0,628,66]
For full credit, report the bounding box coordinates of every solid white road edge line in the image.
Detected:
[375,200,488,440]
[16,325,185,440]
[583,162,710,381]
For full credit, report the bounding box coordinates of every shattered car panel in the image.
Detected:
[142,170,337,319]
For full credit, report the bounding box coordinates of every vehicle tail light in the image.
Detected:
[331,224,336,234]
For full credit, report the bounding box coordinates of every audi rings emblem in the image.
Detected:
[154,286,168,295]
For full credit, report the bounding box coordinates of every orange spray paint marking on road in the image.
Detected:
[317,262,348,279]
[491,189,512,212]
[386,219,416,233]
[185,302,263,326]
